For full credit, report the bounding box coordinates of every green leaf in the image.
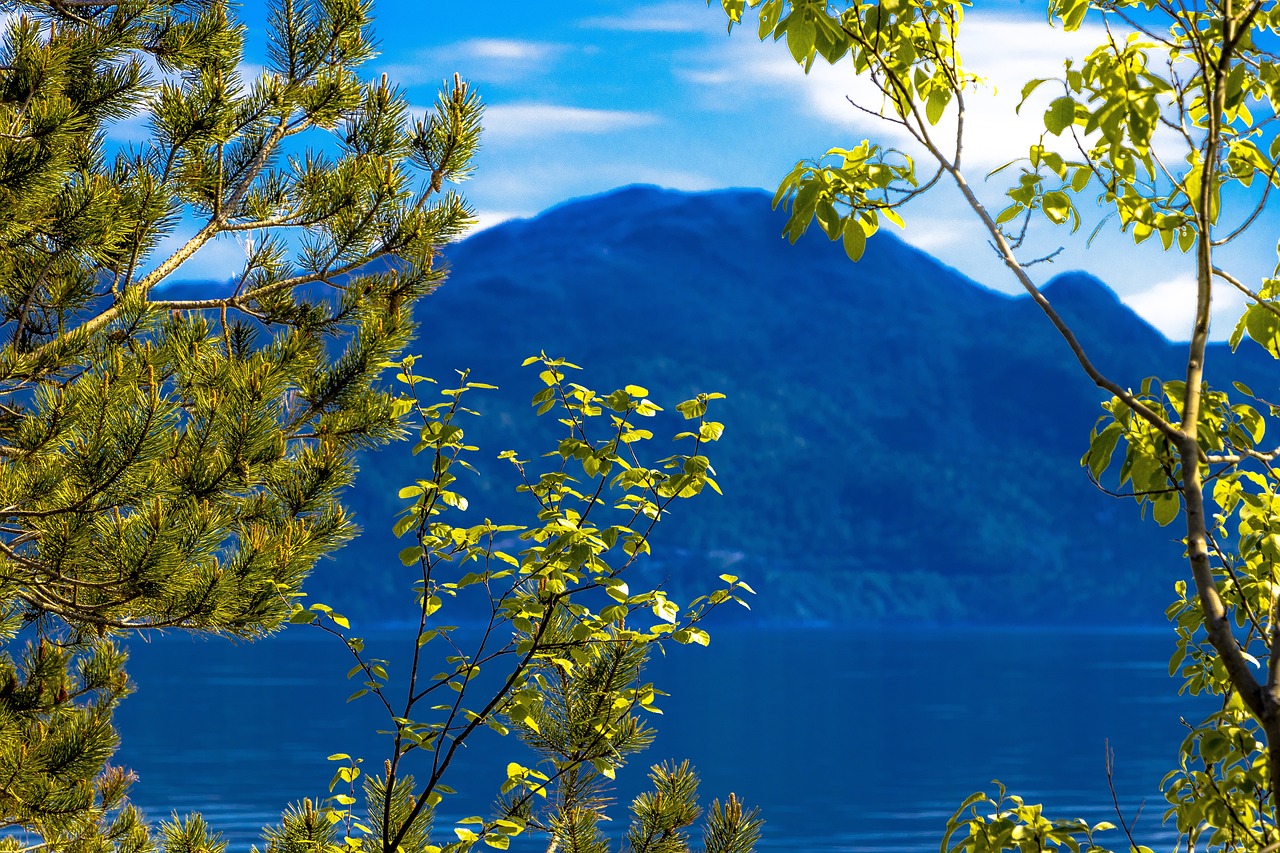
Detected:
[720,0,745,25]
[786,14,815,64]
[1041,191,1071,225]
[1054,0,1090,30]
[394,513,419,538]
[1044,96,1076,135]
[604,577,630,602]
[682,627,711,646]
[995,204,1023,225]
[1017,78,1051,113]
[652,597,679,624]
[676,398,707,420]
[1244,303,1280,357]
[925,88,949,125]
[1230,403,1265,444]
[1085,423,1123,479]
[1152,491,1180,527]
[813,16,850,63]
[1177,226,1196,253]
[699,421,725,441]
[842,219,867,261]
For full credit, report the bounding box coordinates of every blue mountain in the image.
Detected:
[161,186,1266,625]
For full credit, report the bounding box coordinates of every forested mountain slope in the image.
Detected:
[164,186,1270,625]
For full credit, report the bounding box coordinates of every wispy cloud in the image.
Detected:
[894,215,977,255]
[381,39,568,86]
[482,103,661,142]
[456,38,560,62]
[578,3,716,33]
[469,161,717,219]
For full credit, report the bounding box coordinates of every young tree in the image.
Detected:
[706,0,1280,850]
[0,0,479,847]
[280,357,763,853]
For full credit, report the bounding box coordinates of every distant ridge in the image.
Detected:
[161,186,1273,625]
[1042,271,1170,352]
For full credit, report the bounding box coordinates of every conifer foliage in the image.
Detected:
[496,628,765,853]
[0,0,479,846]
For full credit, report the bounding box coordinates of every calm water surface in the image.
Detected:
[115,626,1206,852]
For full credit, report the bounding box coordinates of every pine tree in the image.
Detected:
[0,0,480,846]
[490,614,763,853]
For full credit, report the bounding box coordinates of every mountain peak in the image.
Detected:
[1036,270,1167,348]
[546,183,768,213]
[1042,271,1121,305]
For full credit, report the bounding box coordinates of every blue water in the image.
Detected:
[115,625,1208,852]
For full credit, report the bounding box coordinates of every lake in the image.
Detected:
[115,624,1208,852]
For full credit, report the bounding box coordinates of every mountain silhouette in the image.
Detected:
[157,185,1270,625]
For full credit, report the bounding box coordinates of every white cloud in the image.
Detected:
[1121,274,1249,341]
[579,3,716,33]
[482,103,661,142]
[472,210,528,233]
[678,15,1113,168]
[381,39,567,86]
[463,39,556,61]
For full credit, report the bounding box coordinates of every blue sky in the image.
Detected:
[136,2,1280,342]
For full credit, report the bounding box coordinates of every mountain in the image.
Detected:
[159,186,1272,626]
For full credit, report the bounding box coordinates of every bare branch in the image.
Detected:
[1213,266,1280,322]
[1022,247,1064,268]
